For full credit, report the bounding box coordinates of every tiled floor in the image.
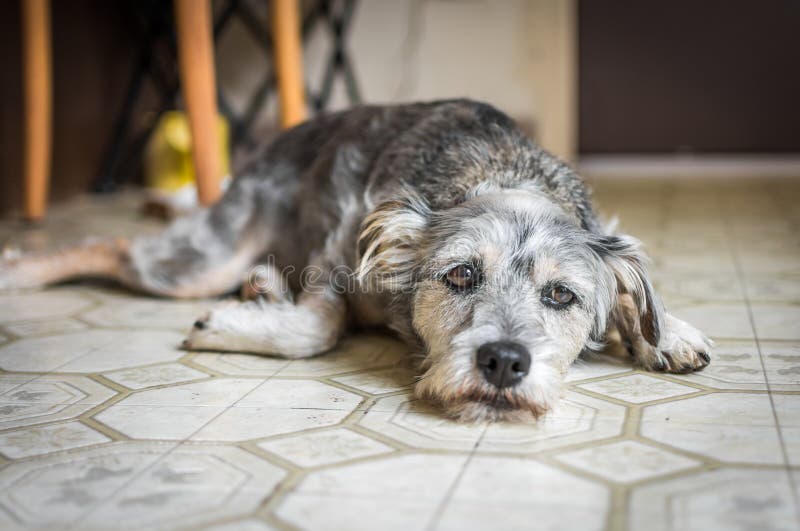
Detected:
[0,178,798,530]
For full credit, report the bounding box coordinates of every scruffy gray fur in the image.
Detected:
[0,100,712,422]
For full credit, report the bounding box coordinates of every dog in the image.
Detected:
[0,100,711,421]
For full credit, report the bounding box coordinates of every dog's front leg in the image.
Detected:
[183,285,346,358]
[615,293,712,374]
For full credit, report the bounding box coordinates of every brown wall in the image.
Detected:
[579,0,800,154]
[0,0,141,217]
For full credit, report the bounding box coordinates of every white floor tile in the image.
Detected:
[629,468,798,531]
[1,182,798,530]
[0,421,111,459]
[578,373,698,404]
[95,404,225,440]
[0,329,185,373]
[102,362,210,390]
[276,454,466,531]
[641,393,785,464]
[258,428,393,466]
[554,440,700,483]
[117,378,264,407]
[0,291,92,323]
[437,456,608,531]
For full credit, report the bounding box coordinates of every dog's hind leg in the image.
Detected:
[0,237,133,291]
[0,177,285,298]
[183,185,359,356]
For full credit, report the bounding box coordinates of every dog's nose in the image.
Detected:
[476,341,531,389]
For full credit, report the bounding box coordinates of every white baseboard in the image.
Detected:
[577,154,800,179]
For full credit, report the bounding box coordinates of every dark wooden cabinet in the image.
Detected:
[579,0,800,154]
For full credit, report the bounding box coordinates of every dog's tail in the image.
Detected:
[0,238,133,291]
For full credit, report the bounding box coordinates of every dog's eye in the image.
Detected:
[543,285,575,307]
[445,264,479,291]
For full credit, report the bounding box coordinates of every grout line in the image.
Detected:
[424,424,488,531]
[722,193,800,520]
[69,372,283,528]
[2,184,799,529]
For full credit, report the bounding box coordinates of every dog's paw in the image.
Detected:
[182,311,220,351]
[182,300,272,353]
[182,302,241,351]
[636,314,712,374]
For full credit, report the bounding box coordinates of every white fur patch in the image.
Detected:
[184,293,345,358]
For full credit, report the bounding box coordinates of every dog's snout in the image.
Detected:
[476,341,531,389]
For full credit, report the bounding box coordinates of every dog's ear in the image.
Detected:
[356,194,430,292]
[590,234,665,346]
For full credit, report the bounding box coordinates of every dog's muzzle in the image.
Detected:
[476,341,531,389]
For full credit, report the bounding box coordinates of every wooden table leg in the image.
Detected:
[271,0,307,129]
[22,0,52,221]
[174,0,222,206]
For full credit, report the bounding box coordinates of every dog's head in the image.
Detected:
[357,185,662,421]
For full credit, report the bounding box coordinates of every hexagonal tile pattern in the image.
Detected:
[0,421,110,458]
[0,442,286,529]
[654,271,744,303]
[0,329,185,373]
[0,441,171,528]
[116,378,264,407]
[275,454,467,531]
[2,182,798,530]
[629,468,798,531]
[80,297,210,329]
[3,317,89,337]
[564,353,630,383]
[102,363,209,390]
[553,440,701,483]
[359,391,626,452]
[95,404,225,440]
[275,335,409,377]
[761,342,800,390]
[360,395,484,450]
[0,291,93,323]
[641,393,785,464]
[190,352,290,377]
[669,340,769,390]
[190,335,408,379]
[669,303,755,340]
[94,379,265,440]
[0,374,116,429]
[479,392,626,452]
[745,275,800,303]
[436,457,609,531]
[195,405,351,443]
[579,374,698,404]
[751,305,800,340]
[191,379,362,441]
[258,428,393,467]
[331,365,416,394]
[87,445,286,529]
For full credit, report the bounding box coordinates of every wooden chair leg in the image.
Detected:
[271,0,307,129]
[174,0,222,206]
[22,0,52,221]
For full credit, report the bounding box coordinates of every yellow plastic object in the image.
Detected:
[145,111,230,192]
